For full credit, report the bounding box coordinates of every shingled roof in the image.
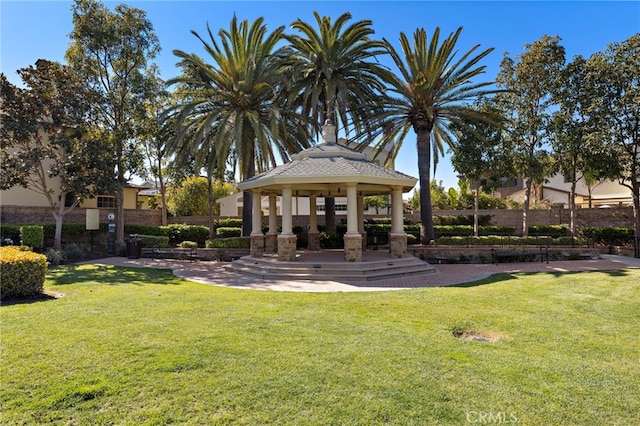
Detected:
[237,141,417,197]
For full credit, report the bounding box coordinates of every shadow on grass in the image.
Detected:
[47,264,182,287]
[447,273,516,288]
[0,293,59,307]
[447,268,631,288]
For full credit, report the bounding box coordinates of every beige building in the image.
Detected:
[499,174,633,208]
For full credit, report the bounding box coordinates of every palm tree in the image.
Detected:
[367,27,501,243]
[169,16,311,235]
[285,11,392,232]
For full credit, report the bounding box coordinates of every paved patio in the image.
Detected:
[84,254,640,293]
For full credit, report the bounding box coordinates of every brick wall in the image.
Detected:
[2,205,634,230]
[1,205,162,226]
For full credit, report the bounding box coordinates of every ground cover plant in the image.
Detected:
[1,265,639,424]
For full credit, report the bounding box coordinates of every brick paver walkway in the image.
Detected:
[86,254,639,292]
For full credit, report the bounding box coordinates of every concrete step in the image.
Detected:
[230,254,436,282]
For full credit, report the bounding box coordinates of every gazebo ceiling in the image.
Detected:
[237,142,417,197]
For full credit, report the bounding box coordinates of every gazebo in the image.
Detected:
[237,121,417,263]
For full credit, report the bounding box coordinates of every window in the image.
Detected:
[97,196,116,208]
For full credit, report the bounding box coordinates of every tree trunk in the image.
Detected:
[116,186,125,243]
[416,128,435,244]
[325,197,336,233]
[207,174,215,240]
[53,211,63,251]
[473,183,480,237]
[521,179,532,237]
[569,180,577,238]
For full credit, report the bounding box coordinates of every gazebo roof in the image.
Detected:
[237,138,417,197]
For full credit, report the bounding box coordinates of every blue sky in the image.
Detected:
[2,1,639,190]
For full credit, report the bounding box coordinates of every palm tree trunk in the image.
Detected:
[417,129,435,244]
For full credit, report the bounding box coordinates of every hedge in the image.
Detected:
[20,225,44,249]
[582,227,635,245]
[138,235,170,248]
[216,227,242,238]
[206,237,251,249]
[0,246,48,301]
[214,218,243,228]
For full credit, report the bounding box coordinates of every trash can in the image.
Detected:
[126,234,142,259]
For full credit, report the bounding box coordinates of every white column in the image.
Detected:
[281,186,293,235]
[346,184,358,235]
[309,195,318,232]
[251,192,262,235]
[391,186,404,233]
[268,195,277,233]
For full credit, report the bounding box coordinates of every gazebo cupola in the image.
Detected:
[237,121,417,262]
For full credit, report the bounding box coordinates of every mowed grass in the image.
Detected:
[1,264,639,425]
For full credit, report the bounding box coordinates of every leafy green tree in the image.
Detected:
[367,27,500,243]
[496,35,565,236]
[585,34,640,239]
[170,17,310,236]
[65,0,160,243]
[285,11,391,233]
[0,60,112,250]
[138,68,172,226]
[450,99,508,235]
[166,176,235,217]
[363,195,390,215]
[549,55,605,236]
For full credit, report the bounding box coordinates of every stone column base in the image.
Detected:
[265,233,278,254]
[308,232,320,251]
[344,234,363,262]
[277,234,297,261]
[389,232,407,258]
[250,234,265,257]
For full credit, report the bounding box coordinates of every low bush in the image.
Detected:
[1,224,21,245]
[582,227,634,245]
[0,246,48,301]
[216,227,242,238]
[63,243,88,262]
[320,232,343,249]
[433,215,492,226]
[214,218,243,229]
[20,225,44,250]
[161,224,209,246]
[205,237,250,249]
[407,234,418,245]
[529,225,569,237]
[179,241,198,249]
[138,235,170,248]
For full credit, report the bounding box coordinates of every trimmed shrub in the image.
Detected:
[0,246,48,300]
[206,237,250,249]
[433,215,492,226]
[20,225,44,250]
[214,218,243,228]
[160,224,209,246]
[529,225,569,237]
[434,225,473,237]
[179,241,198,249]
[216,227,242,238]
[407,234,418,245]
[479,226,516,236]
[138,235,170,248]
[582,227,634,245]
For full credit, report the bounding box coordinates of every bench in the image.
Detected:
[491,247,548,264]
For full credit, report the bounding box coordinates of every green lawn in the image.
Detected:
[1,264,639,425]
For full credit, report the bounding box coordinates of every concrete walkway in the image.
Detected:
[83,254,639,293]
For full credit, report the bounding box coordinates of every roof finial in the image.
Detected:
[321,119,336,144]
